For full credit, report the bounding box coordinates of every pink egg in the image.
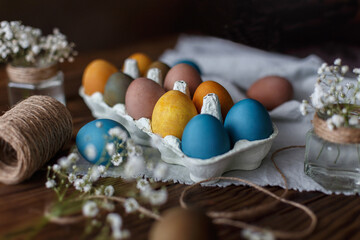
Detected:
[164,63,202,97]
[125,78,165,120]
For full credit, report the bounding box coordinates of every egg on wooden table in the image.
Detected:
[246,76,293,110]
[125,77,165,120]
[76,119,129,165]
[224,99,273,144]
[164,63,202,97]
[126,52,152,76]
[181,114,230,159]
[146,61,171,82]
[152,90,198,139]
[103,72,133,106]
[82,59,118,95]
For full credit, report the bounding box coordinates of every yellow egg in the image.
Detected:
[127,52,152,76]
[152,90,198,139]
[82,59,118,95]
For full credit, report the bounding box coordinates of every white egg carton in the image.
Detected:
[79,87,278,182]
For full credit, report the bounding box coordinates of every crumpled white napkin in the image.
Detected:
[77,35,354,195]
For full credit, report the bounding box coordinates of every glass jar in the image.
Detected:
[6,64,66,106]
[304,113,360,192]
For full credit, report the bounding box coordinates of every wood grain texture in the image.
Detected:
[1,34,360,240]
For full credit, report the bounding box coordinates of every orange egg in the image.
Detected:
[82,59,118,95]
[193,81,234,119]
[126,52,152,76]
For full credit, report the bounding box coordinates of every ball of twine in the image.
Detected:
[0,95,73,184]
[313,113,360,144]
[6,64,58,84]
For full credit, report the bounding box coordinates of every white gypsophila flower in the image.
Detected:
[98,165,106,174]
[67,152,79,163]
[112,229,130,240]
[124,155,145,178]
[68,173,76,183]
[104,185,115,197]
[354,68,360,75]
[102,202,115,211]
[58,156,71,169]
[127,144,143,158]
[82,201,99,218]
[336,85,343,91]
[355,92,360,101]
[326,95,336,104]
[349,116,359,126]
[331,114,345,128]
[326,118,335,131]
[111,153,124,167]
[346,82,354,89]
[52,164,61,172]
[299,101,308,116]
[334,58,341,66]
[136,178,150,192]
[153,163,168,179]
[95,187,103,196]
[242,229,275,240]
[89,167,101,182]
[148,188,168,206]
[310,82,325,109]
[108,127,128,141]
[107,213,123,229]
[342,108,348,114]
[83,184,92,193]
[123,198,139,213]
[84,144,97,161]
[45,179,56,188]
[74,178,85,191]
[106,143,116,156]
[341,65,349,75]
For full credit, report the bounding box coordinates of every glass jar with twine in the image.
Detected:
[305,111,360,193]
[6,63,65,106]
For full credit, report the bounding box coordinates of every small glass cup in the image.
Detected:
[6,64,66,106]
[305,129,360,192]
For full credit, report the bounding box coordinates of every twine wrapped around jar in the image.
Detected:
[0,95,73,184]
[6,63,58,84]
[313,113,360,144]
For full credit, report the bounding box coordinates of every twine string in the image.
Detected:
[0,95,73,184]
[180,145,317,239]
[6,64,58,84]
[313,113,360,144]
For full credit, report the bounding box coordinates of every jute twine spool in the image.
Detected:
[6,64,58,84]
[0,95,73,184]
[313,113,360,144]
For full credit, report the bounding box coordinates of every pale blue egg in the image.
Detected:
[76,119,129,165]
[181,114,230,159]
[224,99,273,144]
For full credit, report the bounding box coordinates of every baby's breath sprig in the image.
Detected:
[0,21,76,66]
[44,127,168,239]
[300,58,360,130]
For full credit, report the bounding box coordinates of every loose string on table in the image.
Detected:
[180,145,317,239]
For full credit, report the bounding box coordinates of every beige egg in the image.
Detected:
[247,76,293,110]
[125,77,165,120]
[164,63,202,97]
[149,207,218,240]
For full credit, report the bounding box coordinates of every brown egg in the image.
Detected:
[146,61,171,79]
[164,63,202,97]
[247,76,293,110]
[125,77,165,120]
[149,207,218,240]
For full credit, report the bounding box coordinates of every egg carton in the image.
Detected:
[79,87,279,182]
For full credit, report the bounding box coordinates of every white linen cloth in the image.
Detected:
[77,35,355,195]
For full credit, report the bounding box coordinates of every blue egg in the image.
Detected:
[173,59,202,75]
[76,119,129,165]
[224,99,273,144]
[181,114,230,159]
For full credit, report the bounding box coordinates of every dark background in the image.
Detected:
[1,0,360,53]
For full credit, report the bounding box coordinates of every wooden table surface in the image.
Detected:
[1,34,360,240]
